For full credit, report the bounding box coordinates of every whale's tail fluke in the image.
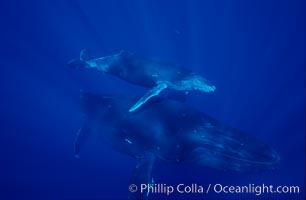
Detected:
[67,48,90,69]
[67,59,89,69]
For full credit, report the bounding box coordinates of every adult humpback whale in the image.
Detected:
[74,92,280,199]
[68,49,216,112]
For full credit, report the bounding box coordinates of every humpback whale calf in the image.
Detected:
[74,92,280,199]
[68,49,216,112]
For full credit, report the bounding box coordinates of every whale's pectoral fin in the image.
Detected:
[74,122,91,158]
[129,153,155,200]
[129,82,168,112]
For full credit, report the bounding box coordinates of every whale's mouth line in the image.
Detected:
[219,151,280,166]
[193,147,280,166]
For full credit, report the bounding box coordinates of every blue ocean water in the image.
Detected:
[0,0,305,199]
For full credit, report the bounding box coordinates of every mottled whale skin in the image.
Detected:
[75,92,280,199]
[68,49,216,112]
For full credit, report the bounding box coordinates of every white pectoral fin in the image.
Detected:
[129,82,168,112]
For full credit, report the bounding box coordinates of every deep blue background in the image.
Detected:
[0,0,305,199]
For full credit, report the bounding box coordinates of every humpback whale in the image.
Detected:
[68,49,216,112]
[74,92,280,199]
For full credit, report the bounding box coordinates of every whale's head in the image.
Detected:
[176,74,216,93]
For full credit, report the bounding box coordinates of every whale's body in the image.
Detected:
[75,92,280,199]
[68,50,216,112]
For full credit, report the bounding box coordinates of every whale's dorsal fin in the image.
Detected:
[80,48,90,61]
[129,153,155,200]
[74,122,91,158]
[129,82,168,112]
